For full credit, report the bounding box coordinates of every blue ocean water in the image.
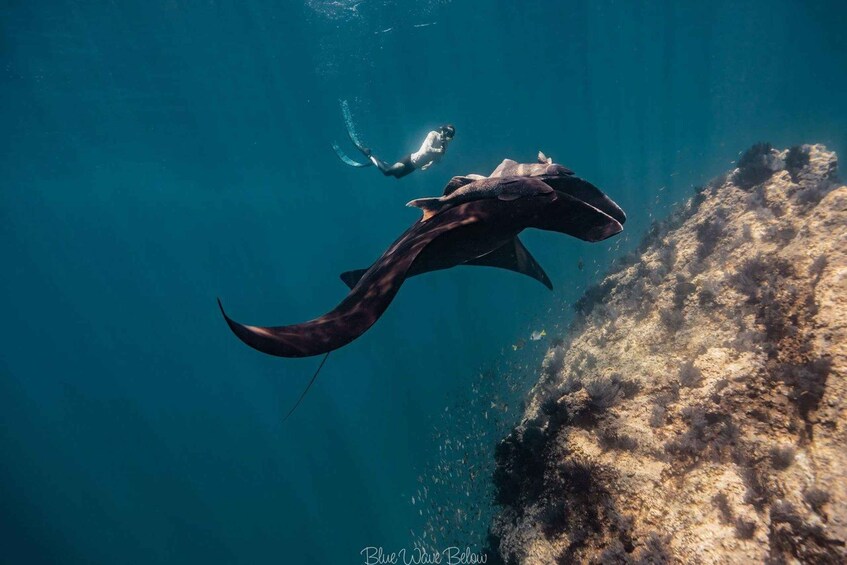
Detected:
[2,1,845,562]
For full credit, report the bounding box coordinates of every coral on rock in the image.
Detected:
[489,144,847,564]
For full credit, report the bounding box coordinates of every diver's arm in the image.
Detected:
[420,151,444,170]
[420,131,439,152]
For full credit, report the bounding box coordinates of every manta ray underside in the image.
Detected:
[219,155,626,358]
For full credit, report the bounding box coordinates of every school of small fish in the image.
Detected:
[407,360,536,552]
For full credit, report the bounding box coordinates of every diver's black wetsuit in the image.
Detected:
[367,153,416,178]
[361,128,450,179]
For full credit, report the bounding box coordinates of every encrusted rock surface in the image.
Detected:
[489,144,847,564]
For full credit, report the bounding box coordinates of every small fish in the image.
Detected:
[577,258,584,271]
[512,338,526,351]
[530,329,547,341]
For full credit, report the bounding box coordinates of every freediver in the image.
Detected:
[360,124,455,178]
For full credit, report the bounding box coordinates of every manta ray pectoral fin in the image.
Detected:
[340,268,368,289]
[406,197,442,221]
[217,298,269,352]
[463,237,553,290]
[219,204,482,359]
[219,297,332,420]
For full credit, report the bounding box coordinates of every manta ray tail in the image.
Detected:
[282,352,330,422]
[406,197,443,221]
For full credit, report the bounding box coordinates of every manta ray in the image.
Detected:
[219,153,626,359]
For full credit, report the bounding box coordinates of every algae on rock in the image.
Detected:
[490,144,847,564]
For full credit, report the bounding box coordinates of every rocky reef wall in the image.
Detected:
[489,144,846,564]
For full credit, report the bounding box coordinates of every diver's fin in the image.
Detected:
[340,268,368,290]
[406,197,443,221]
[464,237,553,290]
[538,151,552,164]
[332,142,372,167]
[332,99,374,166]
[340,99,367,151]
[443,174,486,196]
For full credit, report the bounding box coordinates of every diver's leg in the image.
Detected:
[382,162,416,178]
[391,161,416,178]
[366,153,391,172]
[376,155,415,178]
[366,153,408,177]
